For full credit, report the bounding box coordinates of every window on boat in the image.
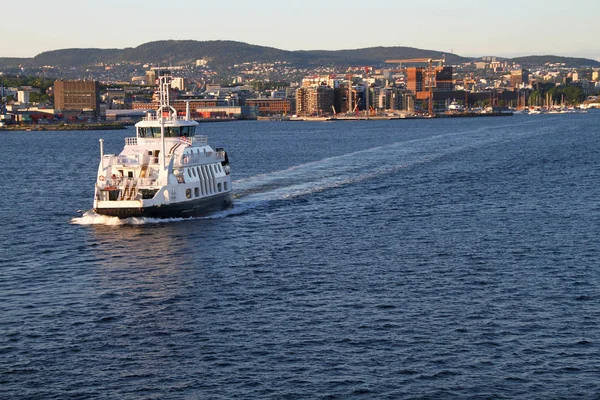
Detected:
[150,127,161,137]
[201,167,208,195]
[209,165,216,193]
[192,167,197,177]
[217,182,222,192]
[186,189,192,199]
[203,165,212,193]
[194,187,199,197]
[224,182,228,191]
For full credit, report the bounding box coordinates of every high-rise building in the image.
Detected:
[407,66,453,95]
[54,80,101,116]
[295,86,334,116]
[435,67,453,91]
[406,68,424,93]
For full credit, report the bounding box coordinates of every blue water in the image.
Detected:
[1,113,600,399]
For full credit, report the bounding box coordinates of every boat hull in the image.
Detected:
[94,192,233,219]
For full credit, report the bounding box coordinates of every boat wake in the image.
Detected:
[230,119,545,210]
[72,120,544,226]
[71,210,191,226]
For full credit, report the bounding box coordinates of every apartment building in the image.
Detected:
[295,86,335,116]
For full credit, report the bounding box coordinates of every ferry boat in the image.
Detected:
[93,74,233,218]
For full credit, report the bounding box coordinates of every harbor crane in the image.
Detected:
[385,57,445,115]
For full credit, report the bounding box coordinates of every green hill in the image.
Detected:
[13,41,468,68]
[509,55,599,68]
[1,41,597,69]
[0,57,30,67]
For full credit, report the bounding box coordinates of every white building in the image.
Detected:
[18,90,29,104]
[171,77,186,91]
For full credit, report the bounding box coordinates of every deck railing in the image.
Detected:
[174,149,225,166]
[124,135,207,145]
[100,177,159,189]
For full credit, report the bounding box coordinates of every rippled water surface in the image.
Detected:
[1,113,600,399]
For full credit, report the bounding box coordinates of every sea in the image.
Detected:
[1,112,599,399]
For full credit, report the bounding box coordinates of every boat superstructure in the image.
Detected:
[93,74,232,218]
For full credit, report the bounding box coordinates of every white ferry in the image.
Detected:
[93,75,233,218]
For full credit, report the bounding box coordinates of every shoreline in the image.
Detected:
[0,122,128,131]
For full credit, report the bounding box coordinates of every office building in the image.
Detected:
[407,66,454,99]
[510,69,530,88]
[54,80,101,116]
[246,98,291,116]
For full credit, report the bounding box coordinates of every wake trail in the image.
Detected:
[72,119,549,225]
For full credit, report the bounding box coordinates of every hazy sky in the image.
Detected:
[2,0,598,60]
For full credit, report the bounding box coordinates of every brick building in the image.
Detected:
[246,98,291,116]
[54,80,101,116]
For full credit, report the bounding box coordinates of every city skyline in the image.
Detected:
[1,0,599,61]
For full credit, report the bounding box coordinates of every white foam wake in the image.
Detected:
[71,210,190,226]
[72,118,545,226]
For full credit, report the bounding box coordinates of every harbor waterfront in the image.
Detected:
[1,112,600,398]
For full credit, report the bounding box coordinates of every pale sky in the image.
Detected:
[2,0,599,60]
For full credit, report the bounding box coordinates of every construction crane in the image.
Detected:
[385,57,445,115]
